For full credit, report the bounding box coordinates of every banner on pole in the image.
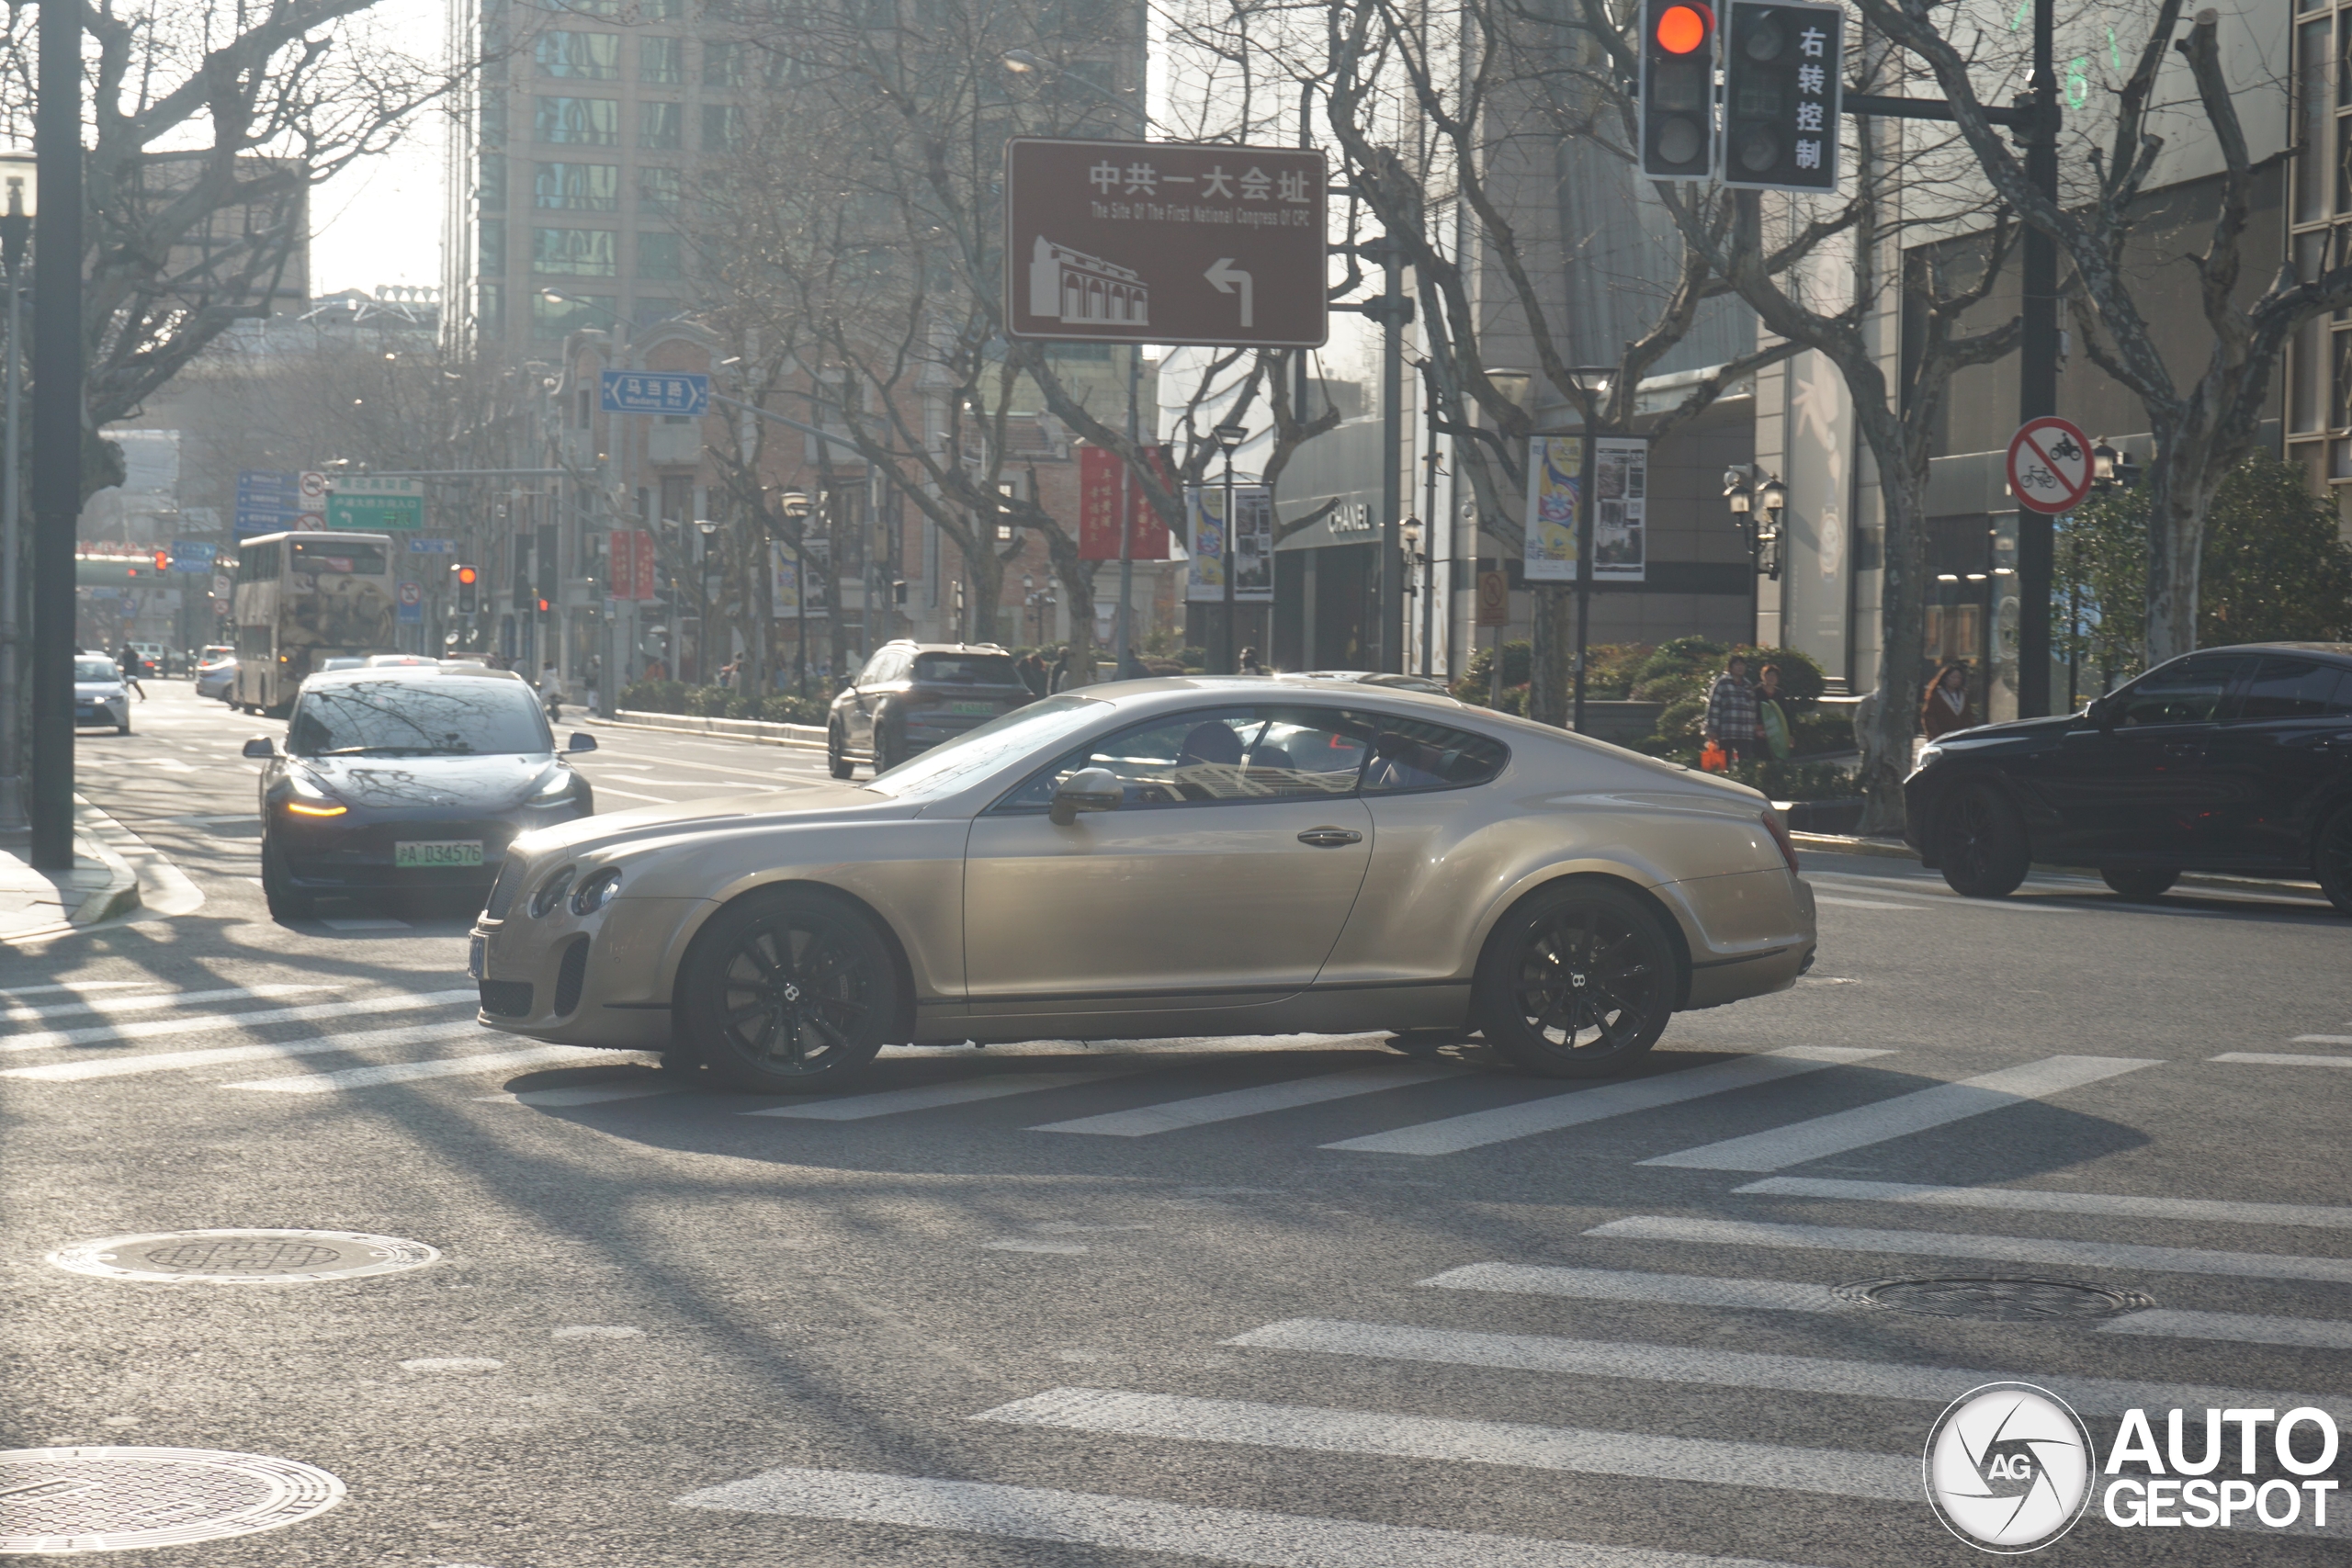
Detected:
[1184,484,1273,603]
[1522,437,1580,581]
[1590,435,1649,582]
[1079,445,1175,560]
[771,543,801,619]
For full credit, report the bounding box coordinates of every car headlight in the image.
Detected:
[283,772,347,818]
[530,865,577,917]
[570,867,622,915]
[532,766,575,800]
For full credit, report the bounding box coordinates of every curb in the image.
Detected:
[593,710,828,752]
[0,799,143,943]
[1791,830,2325,900]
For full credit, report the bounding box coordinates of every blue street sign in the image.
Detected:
[600,369,710,416]
[234,470,302,536]
[408,537,457,554]
[169,540,216,572]
[396,580,424,624]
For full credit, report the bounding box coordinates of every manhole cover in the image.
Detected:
[1834,1276,2153,1321]
[46,1229,438,1284]
[0,1447,344,1553]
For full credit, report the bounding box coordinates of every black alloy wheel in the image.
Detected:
[873,725,902,776]
[1937,783,2030,898]
[2099,866,2178,901]
[827,721,854,780]
[1476,884,1676,1078]
[677,889,901,1092]
[259,835,314,922]
[2315,805,2352,917]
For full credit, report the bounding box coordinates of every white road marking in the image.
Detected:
[1322,1046,1889,1156]
[319,918,412,931]
[551,1325,644,1338]
[1806,876,2079,913]
[587,786,677,803]
[1585,1215,2352,1284]
[983,1239,1090,1254]
[0,981,170,1002]
[2099,1310,2352,1351]
[745,1071,1123,1121]
[1032,1064,1460,1137]
[477,1082,676,1106]
[1639,1055,2157,1171]
[2219,1049,2352,1066]
[1733,1176,2352,1231]
[1811,896,1926,910]
[1420,1263,1851,1314]
[970,1387,1913,1501]
[1221,1319,2328,1417]
[1,988,478,1054]
[0,1021,485,1081]
[673,1467,1820,1568]
[608,755,807,784]
[399,1358,503,1373]
[2293,1034,2352,1045]
[223,1043,612,1092]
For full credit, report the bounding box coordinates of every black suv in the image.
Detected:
[1904,642,2352,911]
[827,641,1033,777]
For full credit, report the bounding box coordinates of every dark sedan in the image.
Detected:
[1905,642,2352,912]
[244,665,596,920]
[826,640,1033,777]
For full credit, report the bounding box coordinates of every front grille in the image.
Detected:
[551,937,590,1016]
[484,855,528,919]
[479,979,534,1018]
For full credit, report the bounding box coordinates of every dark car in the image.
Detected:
[243,665,597,920]
[1904,642,2352,912]
[826,640,1032,777]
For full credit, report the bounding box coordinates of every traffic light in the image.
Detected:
[1723,0,1843,192]
[1641,0,1717,181]
[153,550,169,571]
[454,563,479,615]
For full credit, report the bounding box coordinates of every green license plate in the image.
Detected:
[395,840,484,868]
[947,701,997,716]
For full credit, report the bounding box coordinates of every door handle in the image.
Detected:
[1297,827,1363,848]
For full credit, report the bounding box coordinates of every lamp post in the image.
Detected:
[779,490,812,699]
[1211,420,1247,674]
[29,0,85,869]
[0,153,33,837]
[1401,517,1428,679]
[1720,466,1786,647]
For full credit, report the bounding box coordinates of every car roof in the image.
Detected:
[888,641,1012,656]
[300,665,529,688]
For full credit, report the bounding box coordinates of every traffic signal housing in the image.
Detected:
[1641,0,1717,181]
[1723,0,1843,192]
[454,562,479,615]
[153,550,169,571]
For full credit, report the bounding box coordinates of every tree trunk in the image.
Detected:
[1046,539,1100,687]
[1858,434,1928,836]
[964,539,1006,647]
[2141,439,2222,664]
[1529,586,1571,727]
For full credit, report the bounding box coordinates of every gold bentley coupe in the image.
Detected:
[470,677,1816,1091]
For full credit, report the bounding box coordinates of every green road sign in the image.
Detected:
[326,477,425,531]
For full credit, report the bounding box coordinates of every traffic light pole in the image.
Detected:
[28,0,84,869]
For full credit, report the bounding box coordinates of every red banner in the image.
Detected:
[1079,445,1174,561]
[609,529,660,601]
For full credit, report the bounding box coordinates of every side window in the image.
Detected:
[1354,713,1510,793]
[854,650,894,686]
[993,705,1367,812]
[2113,656,2250,728]
[2237,658,2352,720]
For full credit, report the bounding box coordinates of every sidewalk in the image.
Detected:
[0,798,144,943]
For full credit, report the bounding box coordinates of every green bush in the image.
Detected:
[1717,758,1854,801]
[616,680,824,727]
[1452,640,1532,705]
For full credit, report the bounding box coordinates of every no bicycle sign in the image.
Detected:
[2007,416,2094,515]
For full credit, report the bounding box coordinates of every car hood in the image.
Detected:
[292,751,565,810]
[74,682,126,697]
[514,782,910,860]
[1925,714,2083,750]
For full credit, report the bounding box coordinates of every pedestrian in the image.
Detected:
[1238,646,1267,676]
[1756,662,1792,761]
[1921,662,1979,739]
[585,654,603,717]
[1702,653,1761,763]
[116,643,146,701]
[1015,649,1048,698]
[1047,646,1071,694]
[539,660,564,723]
[1116,644,1150,682]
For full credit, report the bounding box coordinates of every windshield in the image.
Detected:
[287,677,553,757]
[865,693,1106,799]
[289,540,389,574]
[913,652,1023,686]
[75,659,119,682]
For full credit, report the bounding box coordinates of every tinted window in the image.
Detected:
[914,652,1021,686]
[865,693,1106,797]
[2112,656,2250,727]
[290,540,389,574]
[74,659,119,682]
[2238,658,2352,719]
[1354,714,1510,792]
[996,706,1369,812]
[288,678,553,757]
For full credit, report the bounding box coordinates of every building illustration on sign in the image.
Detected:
[1028,236,1149,328]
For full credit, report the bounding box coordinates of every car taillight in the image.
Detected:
[1761,809,1800,874]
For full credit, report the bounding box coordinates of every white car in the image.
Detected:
[74,656,132,735]
[194,649,237,701]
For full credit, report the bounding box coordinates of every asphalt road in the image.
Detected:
[3,682,2349,1566]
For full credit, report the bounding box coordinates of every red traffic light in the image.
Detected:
[1656,2,1710,52]
[153,550,170,570]
[456,565,479,585]
[537,598,550,614]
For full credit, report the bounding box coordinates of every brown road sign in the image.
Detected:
[1476,570,1510,627]
[1004,138,1329,349]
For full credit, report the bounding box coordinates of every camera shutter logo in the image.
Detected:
[1924,1382,2095,1552]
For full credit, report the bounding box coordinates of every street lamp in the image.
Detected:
[1211,421,1249,674]
[777,491,814,698]
[0,151,33,835]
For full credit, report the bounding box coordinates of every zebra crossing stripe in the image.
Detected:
[223,1043,612,1093]
[1219,1319,2332,1417]
[1320,1046,1889,1156]
[0,983,333,1023]
[1419,1263,1850,1314]
[673,1467,1830,1568]
[0,1021,485,1081]
[1586,1215,2352,1284]
[2214,1051,2352,1067]
[1733,1176,2352,1231]
[2098,1310,2352,1351]
[747,1071,1129,1121]
[970,1387,1915,1501]
[1638,1055,2157,1171]
[2,988,479,1054]
[1030,1064,1460,1138]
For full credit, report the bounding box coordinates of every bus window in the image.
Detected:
[290,540,388,574]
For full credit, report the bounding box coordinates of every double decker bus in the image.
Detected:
[230,531,398,714]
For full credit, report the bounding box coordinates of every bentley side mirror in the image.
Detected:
[2085,694,2118,730]
[241,737,277,759]
[1049,767,1123,827]
[566,732,599,753]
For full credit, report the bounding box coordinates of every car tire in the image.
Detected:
[2099,866,2178,901]
[260,837,314,922]
[1936,783,2030,898]
[873,726,901,776]
[2314,805,2352,917]
[116,722,130,736]
[827,722,854,780]
[1473,882,1677,1079]
[676,888,903,1093]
